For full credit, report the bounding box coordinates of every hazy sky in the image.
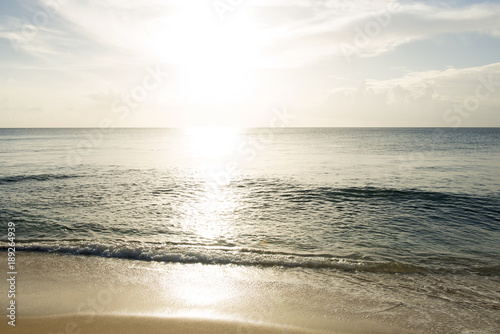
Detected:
[0,0,499,127]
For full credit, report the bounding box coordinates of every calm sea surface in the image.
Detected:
[1,128,499,333]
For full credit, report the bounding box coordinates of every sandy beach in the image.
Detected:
[0,314,337,334]
[0,252,420,334]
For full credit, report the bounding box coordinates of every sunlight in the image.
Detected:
[151,7,259,105]
[191,192,238,241]
[174,146,244,244]
[185,127,241,159]
[175,177,240,243]
[176,279,228,306]
[170,265,236,308]
[174,127,243,243]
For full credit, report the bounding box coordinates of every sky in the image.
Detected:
[0,0,499,127]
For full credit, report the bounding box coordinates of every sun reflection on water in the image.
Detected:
[174,127,245,244]
[184,127,241,159]
[178,181,241,244]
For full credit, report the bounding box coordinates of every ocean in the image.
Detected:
[1,127,499,333]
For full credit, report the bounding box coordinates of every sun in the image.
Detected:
[151,6,260,105]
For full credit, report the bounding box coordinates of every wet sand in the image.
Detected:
[0,252,417,334]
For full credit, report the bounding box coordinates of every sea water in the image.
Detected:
[1,128,499,333]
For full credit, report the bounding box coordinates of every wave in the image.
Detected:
[240,176,496,202]
[274,185,485,204]
[248,181,500,224]
[0,174,80,184]
[1,241,497,275]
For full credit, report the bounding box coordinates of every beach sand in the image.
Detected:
[0,252,417,334]
[0,314,335,334]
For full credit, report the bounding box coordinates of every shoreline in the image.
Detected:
[5,251,496,334]
[0,252,421,334]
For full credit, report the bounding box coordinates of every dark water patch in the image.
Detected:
[0,174,81,184]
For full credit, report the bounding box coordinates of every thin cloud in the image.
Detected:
[262,2,500,67]
[3,1,494,69]
[320,62,500,126]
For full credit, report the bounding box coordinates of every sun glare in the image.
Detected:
[185,127,241,159]
[152,7,259,105]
